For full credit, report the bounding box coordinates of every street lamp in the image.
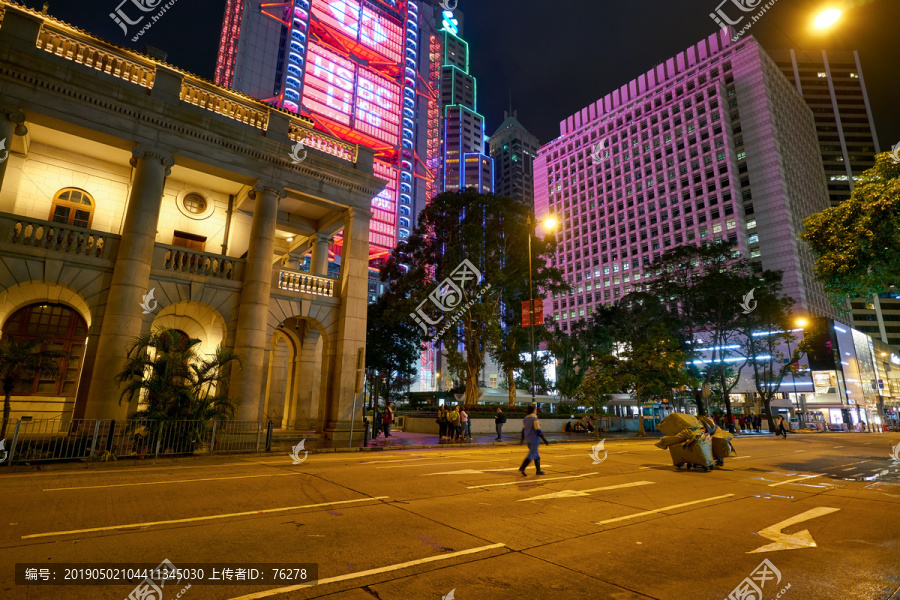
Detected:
[791,318,810,427]
[814,8,842,29]
[526,215,557,405]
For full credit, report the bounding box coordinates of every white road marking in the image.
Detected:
[467,474,597,489]
[21,497,389,539]
[519,481,654,502]
[42,472,306,491]
[225,543,507,599]
[359,457,439,464]
[833,446,844,449]
[423,466,553,476]
[732,456,752,460]
[842,467,858,472]
[795,450,806,453]
[595,495,735,525]
[748,507,841,553]
[376,460,504,469]
[769,474,824,487]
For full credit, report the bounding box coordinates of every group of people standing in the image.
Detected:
[715,414,763,434]
[436,405,471,441]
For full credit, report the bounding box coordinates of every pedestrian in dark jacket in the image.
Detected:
[519,405,550,476]
[437,406,447,440]
[382,403,394,438]
[495,407,506,440]
[776,416,788,438]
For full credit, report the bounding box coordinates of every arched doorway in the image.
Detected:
[1,303,88,418]
[263,317,327,431]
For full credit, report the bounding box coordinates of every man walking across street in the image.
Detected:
[495,407,506,440]
[519,405,549,476]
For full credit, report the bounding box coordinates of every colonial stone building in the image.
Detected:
[0,3,381,440]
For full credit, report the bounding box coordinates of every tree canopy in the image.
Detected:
[801,153,900,306]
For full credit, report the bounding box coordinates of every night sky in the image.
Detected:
[17,0,900,151]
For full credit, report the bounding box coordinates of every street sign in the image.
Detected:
[522,298,544,327]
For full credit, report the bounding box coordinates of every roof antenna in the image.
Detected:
[508,89,512,119]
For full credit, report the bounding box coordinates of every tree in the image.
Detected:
[116,328,242,423]
[736,286,801,432]
[545,319,610,402]
[365,292,421,408]
[641,241,759,417]
[801,153,900,307]
[382,190,565,404]
[0,337,68,439]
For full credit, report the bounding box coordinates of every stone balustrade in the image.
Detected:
[276,269,336,297]
[36,24,156,88]
[155,245,243,280]
[289,122,357,163]
[5,216,114,259]
[180,81,268,130]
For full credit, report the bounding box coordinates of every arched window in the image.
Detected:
[50,188,95,228]
[1,303,87,396]
[399,206,411,216]
[399,217,411,228]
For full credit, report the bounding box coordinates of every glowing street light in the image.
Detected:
[814,8,842,29]
[541,216,558,232]
[796,318,809,328]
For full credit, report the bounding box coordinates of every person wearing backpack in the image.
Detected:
[495,407,507,440]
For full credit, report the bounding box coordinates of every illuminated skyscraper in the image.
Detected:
[215,0,433,266]
[435,5,493,194]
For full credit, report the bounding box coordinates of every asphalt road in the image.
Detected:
[2,432,900,600]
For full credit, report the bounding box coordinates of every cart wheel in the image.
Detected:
[674,463,684,470]
[700,466,709,472]
[686,464,693,470]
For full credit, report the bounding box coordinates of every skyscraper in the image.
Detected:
[768,49,881,208]
[768,49,897,347]
[534,29,836,332]
[215,0,432,266]
[436,5,493,194]
[489,110,539,204]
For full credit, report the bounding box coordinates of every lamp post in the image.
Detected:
[789,318,809,428]
[526,215,557,406]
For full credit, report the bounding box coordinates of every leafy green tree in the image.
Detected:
[116,328,241,423]
[545,319,610,401]
[381,190,565,404]
[735,286,801,431]
[365,292,421,407]
[801,154,900,306]
[0,337,68,438]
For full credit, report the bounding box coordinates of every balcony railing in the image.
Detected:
[5,216,115,259]
[276,269,337,297]
[180,81,268,130]
[158,246,242,280]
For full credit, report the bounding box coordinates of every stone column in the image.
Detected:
[83,146,173,420]
[324,208,369,441]
[232,183,285,420]
[310,234,333,276]
[0,109,27,198]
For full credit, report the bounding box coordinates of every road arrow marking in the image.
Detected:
[748,507,841,553]
[520,481,654,502]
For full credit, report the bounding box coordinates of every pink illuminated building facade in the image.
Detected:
[534,30,837,331]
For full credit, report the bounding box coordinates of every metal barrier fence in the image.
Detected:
[0,419,270,465]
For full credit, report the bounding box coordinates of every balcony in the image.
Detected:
[0,213,119,264]
[274,268,338,298]
[153,244,245,281]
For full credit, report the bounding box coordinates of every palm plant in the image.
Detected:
[115,328,242,453]
[0,337,69,439]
